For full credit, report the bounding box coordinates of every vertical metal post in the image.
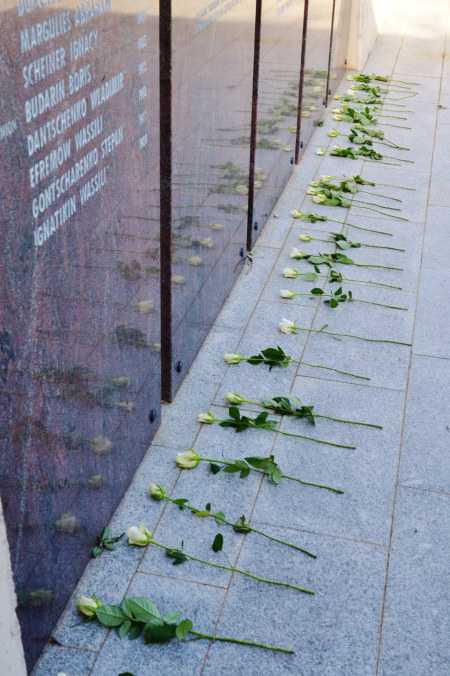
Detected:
[160,0,173,402]
[325,0,337,107]
[246,0,263,252]
[294,0,309,165]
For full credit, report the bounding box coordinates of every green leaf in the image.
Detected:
[272,469,283,484]
[222,464,240,473]
[304,272,317,281]
[119,620,132,639]
[193,510,211,518]
[176,618,193,641]
[164,610,182,625]
[121,599,132,618]
[173,498,190,506]
[102,527,111,539]
[119,672,136,676]
[144,621,177,644]
[228,406,240,420]
[104,543,116,551]
[166,548,188,565]
[234,459,248,470]
[212,533,224,552]
[215,510,226,524]
[310,287,324,295]
[95,605,128,627]
[210,463,222,474]
[330,298,339,308]
[240,468,250,478]
[245,456,266,469]
[92,546,102,558]
[127,598,161,623]
[205,503,211,512]
[129,623,144,641]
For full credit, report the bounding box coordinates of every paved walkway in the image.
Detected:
[32,1,450,674]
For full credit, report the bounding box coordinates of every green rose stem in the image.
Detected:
[284,291,407,311]
[303,235,404,251]
[286,325,412,346]
[237,355,370,380]
[334,132,410,151]
[206,414,356,449]
[149,539,314,594]
[237,397,382,429]
[296,257,403,270]
[327,177,415,191]
[195,456,344,493]
[163,495,317,557]
[187,631,295,653]
[294,213,393,236]
[288,271,401,290]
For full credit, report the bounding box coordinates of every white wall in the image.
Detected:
[346,0,394,70]
[0,500,27,676]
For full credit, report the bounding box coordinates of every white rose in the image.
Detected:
[309,181,320,187]
[279,317,296,334]
[291,209,303,218]
[347,74,355,81]
[334,94,343,100]
[333,114,343,121]
[172,275,185,284]
[321,175,332,183]
[316,147,326,156]
[290,248,305,259]
[200,237,214,248]
[346,88,356,96]
[332,144,342,152]
[306,187,317,195]
[332,108,342,114]
[298,233,312,242]
[175,449,200,469]
[313,194,326,204]
[236,185,249,195]
[224,352,242,364]
[127,522,151,546]
[149,484,165,500]
[76,595,99,618]
[280,289,295,299]
[225,392,244,404]
[198,412,215,424]
[328,129,338,138]
[283,267,298,278]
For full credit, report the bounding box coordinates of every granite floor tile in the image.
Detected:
[297,330,411,390]
[377,487,450,676]
[398,355,450,493]
[251,378,405,544]
[153,376,221,450]
[202,527,387,676]
[421,205,450,268]
[428,158,450,206]
[413,266,450,358]
[214,247,280,329]
[187,325,242,384]
[234,299,317,356]
[90,574,226,676]
[31,646,96,676]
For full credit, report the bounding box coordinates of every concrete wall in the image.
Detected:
[346,0,394,70]
[0,501,27,676]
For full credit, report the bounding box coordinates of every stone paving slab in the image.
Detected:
[31,1,450,674]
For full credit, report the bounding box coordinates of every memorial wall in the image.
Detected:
[0,0,347,669]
